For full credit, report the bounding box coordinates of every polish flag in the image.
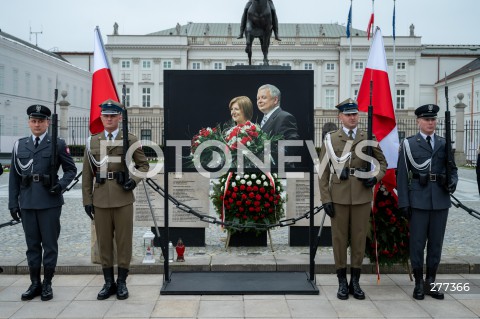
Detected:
[89,26,119,134]
[357,27,399,189]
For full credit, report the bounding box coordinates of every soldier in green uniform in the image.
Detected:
[319,99,387,300]
[82,100,149,300]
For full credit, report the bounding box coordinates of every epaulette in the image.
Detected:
[19,136,29,141]
[91,132,101,137]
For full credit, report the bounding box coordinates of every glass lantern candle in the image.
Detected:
[142,230,156,264]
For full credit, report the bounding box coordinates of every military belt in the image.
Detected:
[412,172,445,182]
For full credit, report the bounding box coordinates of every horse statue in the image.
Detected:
[244,0,272,66]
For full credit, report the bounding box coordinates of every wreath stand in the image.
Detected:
[225,229,274,252]
[159,169,319,295]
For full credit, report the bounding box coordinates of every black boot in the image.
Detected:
[41,267,55,301]
[349,268,365,300]
[21,267,42,300]
[412,268,425,300]
[336,268,349,300]
[424,267,444,300]
[97,267,117,300]
[116,267,129,300]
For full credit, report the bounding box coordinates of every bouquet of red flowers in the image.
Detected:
[365,183,410,266]
[189,125,226,168]
[211,172,285,234]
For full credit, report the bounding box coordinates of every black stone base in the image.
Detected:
[151,227,205,247]
[228,231,267,247]
[289,226,332,247]
[226,65,291,70]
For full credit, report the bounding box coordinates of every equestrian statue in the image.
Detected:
[237,0,281,66]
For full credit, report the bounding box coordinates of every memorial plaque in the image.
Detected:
[134,172,210,228]
[286,173,330,227]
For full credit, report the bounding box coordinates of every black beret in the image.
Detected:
[415,104,439,118]
[27,104,51,119]
[100,99,123,115]
[335,98,358,114]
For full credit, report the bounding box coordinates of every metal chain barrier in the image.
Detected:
[146,177,324,231]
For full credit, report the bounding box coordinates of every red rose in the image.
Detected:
[249,192,255,198]
[260,187,266,193]
[241,194,247,200]
[233,187,239,192]
[253,216,259,221]
[239,207,244,212]
[240,185,246,191]
[231,193,237,199]
[268,208,273,213]
[253,186,259,192]
[270,189,275,194]
[255,194,262,201]
[249,207,254,212]
[247,186,252,192]
[254,201,260,207]
[236,201,242,206]
[243,214,248,219]
[255,207,261,213]
[264,202,270,208]
[228,198,233,203]
[245,200,252,206]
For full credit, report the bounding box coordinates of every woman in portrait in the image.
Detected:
[229,96,253,126]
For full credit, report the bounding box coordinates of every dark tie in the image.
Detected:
[34,137,40,148]
[348,130,354,140]
[108,133,113,141]
[426,135,432,149]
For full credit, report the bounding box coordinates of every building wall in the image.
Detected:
[0,33,92,152]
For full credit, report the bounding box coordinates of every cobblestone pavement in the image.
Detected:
[1,165,479,260]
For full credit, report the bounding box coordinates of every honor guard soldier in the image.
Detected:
[82,99,149,300]
[397,104,458,300]
[319,99,387,300]
[8,104,77,301]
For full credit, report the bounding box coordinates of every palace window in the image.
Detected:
[163,61,172,69]
[192,62,201,70]
[142,60,152,70]
[326,63,335,71]
[354,61,364,70]
[142,87,151,107]
[121,60,131,69]
[304,63,313,70]
[397,62,406,70]
[214,62,223,70]
[325,89,335,109]
[396,89,406,109]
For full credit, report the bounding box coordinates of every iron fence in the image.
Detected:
[68,115,479,165]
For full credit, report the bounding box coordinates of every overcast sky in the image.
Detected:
[1,0,478,52]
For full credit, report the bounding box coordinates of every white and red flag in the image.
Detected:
[357,27,399,190]
[90,26,119,134]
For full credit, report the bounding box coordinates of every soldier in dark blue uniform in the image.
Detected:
[397,104,458,301]
[8,105,77,301]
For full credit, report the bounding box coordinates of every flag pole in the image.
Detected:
[392,0,397,110]
[349,0,353,97]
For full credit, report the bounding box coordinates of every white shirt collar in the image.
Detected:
[104,128,120,140]
[32,131,47,143]
[342,126,357,138]
[263,105,280,120]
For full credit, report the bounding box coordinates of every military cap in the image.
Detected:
[27,104,51,119]
[100,99,123,115]
[335,98,358,114]
[415,104,439,118]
